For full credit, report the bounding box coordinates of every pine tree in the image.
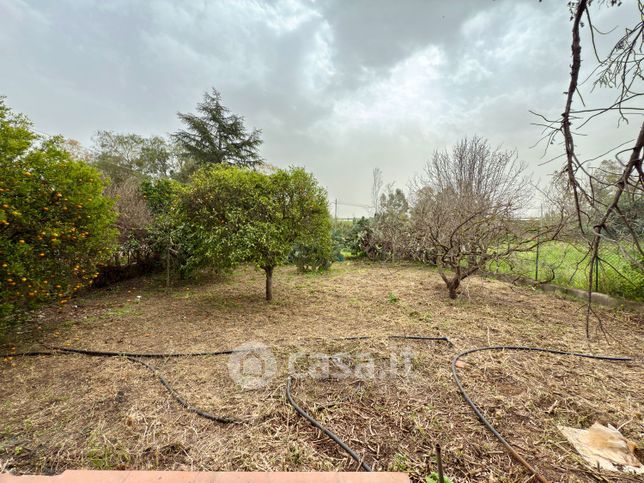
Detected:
[173,89,263,175]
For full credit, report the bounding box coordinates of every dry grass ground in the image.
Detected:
[0,261,642,482]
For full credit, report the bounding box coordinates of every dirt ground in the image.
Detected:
[1,261,642,482]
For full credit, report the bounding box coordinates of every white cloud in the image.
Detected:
[316,44,446,135]
[301,20,336,93]
[258,0,320,34]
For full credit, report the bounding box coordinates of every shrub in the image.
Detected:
[105,176,154,264]
[92,176,160,287]
[141,178,191,280]
[140,178,182,215]
[290,240,333,272]
[345,217,375,258]
[0,100,117,315]
[372,188,411,261]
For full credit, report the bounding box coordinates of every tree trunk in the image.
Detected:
[264,266,273,301]
[447,277,460,299]
[165,248,170,291]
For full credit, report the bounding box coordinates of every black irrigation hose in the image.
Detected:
[285,335,452,472]
[0,346,242,424]
[1,348,249,424]
[389,335,452,345]
[128,357,240,424]
[286,376,373,472]
[451,345,633,483]
[46,345,247,358]
[5,338,633,478]
[2,335,450,432]
[2,336,451,359]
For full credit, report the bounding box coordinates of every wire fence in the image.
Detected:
[330,201,643,301]
[490,241,644,301]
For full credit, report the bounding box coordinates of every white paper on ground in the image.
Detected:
[558,422,643,474]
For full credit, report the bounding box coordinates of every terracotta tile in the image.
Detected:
[0,471,410,483]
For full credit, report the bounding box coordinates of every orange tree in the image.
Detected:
[176,166,331,300]
[0,100,117,315]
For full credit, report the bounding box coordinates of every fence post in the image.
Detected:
[535,243,540,281]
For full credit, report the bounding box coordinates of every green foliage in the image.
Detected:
[373,188,410,260]
[425,472,454,483]
[288,172,334,272]
[176,165,331,299]
[490,241,644,301]
[387,292,399,303]
[0,100,117,315]
[330,220,351,260]
[92,131,179,183]
[86,429,130,470]
[173,89,263,177]
[140,178,182,215]
[345,217,374,257]
[330,226,347,261]
[390,453,411,472]
[141,178,191,278]
[290,240,333,272]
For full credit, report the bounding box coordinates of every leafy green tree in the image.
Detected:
[141,178,191,284]
[173,89,263,176]
[140,178,182,215]
[0,100,117,315]
[373,188,410,260]
[282,169,334,272]
[92,131,178,183]
[139,135,179,179]
[177,166,330,300]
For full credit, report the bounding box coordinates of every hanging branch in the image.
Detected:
[533,0,644,338]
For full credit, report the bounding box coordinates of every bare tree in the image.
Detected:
[411,137,562,299]
[104,176,153,264]
[532,0,643,336]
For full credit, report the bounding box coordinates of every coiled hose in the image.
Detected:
[451,346,633,483]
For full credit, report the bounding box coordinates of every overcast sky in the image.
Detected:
[1,0,639,217]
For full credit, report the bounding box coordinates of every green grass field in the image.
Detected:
[489,241,644,301]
